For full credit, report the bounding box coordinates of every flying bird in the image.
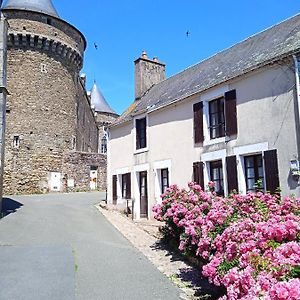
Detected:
[186,31,191,37]
[94,43,98,50]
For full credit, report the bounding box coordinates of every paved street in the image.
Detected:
[0,193,181,300]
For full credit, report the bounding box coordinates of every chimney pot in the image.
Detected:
[141,51,148,58]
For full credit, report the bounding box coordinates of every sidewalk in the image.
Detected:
[97,204,218,300]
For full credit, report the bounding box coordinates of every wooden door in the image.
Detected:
[139,171,148,218]
[112,175,117,205]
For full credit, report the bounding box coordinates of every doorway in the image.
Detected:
[50,172,61,192]
[112,175,117,205]
[90,166,98,190]
[139,171,148,218]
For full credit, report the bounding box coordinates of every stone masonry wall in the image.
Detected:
[0,16,7,207]
[3,47,77,194]
[62,151,107,192]
[3,12,82,195]
[76,81,99,153]
[95,112,119,153]
[2,10,85,54]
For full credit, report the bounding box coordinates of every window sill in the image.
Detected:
[134,147,149,155]
[203,136,226,146]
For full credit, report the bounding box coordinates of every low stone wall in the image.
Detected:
[62,151,107,192]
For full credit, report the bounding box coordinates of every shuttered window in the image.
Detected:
[136,118,147,149]
[193,102,204,143]
[193,162,204,188]
[264,149,280,194]
[225,90,238,136]
[226,155,238,193]
[122,173,131,199]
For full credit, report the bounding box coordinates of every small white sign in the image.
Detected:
[68,179,75,188]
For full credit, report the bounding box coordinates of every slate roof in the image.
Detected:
[2,0,59,18]
[113,13,300,127]
[90,82,117,115]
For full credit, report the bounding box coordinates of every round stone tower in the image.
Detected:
[1,0,87,194]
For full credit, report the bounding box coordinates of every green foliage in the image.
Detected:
[291,265,300,278]
[267,240,282,250]
[217,258,239,276]
[254,199,269,219]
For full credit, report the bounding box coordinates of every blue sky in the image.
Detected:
[53,0,300,115]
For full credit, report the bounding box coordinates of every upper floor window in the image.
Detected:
[209,97,225,139]
[193,89,237,145]
[210,160,224,196]
[136,117,147,150]
[244,154,264,192]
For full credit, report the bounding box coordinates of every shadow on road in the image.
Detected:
[151,240,225,299]
[1,198,23,218]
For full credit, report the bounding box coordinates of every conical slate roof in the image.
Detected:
[90,82,116,114]
[2,0,59,18]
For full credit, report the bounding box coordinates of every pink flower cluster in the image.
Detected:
[153,183,300,300]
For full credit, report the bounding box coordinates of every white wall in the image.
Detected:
[108,61,300,219]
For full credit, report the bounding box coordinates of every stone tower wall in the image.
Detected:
[0,15,7,207]
[2,10,88,194]
[76,81,99,153]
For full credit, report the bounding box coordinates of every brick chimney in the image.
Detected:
[134,51,165,101]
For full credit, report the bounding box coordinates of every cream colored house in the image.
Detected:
[108,14,300,219]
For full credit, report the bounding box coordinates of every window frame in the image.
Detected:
[160,168,169,194]
[136,117,147,150]
[13,135,20,149]
[134,115,149,154]
[209,160,224,196]
[244,154,265,192]
[101,136,107,154]
[208,97,225,140]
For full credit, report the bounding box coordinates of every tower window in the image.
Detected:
[13,136,20,148]
[101,136,107,154]
[41,63,47,73]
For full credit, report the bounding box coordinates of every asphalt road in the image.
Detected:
[0,193,181,300]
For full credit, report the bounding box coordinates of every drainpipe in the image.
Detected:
[293,56,300,184]
[293,56,300,126]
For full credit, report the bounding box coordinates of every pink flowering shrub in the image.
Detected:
[153,183,300,300]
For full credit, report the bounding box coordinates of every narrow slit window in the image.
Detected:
[101,136,107,154]
[13,136,20,148]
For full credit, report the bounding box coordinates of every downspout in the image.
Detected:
[293,55,300,184]
[293,55,300,127]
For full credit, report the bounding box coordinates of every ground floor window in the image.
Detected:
[161,168,169,194]
[244,154,264,192]
[122,173,131,199]
[209,160,224,196]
